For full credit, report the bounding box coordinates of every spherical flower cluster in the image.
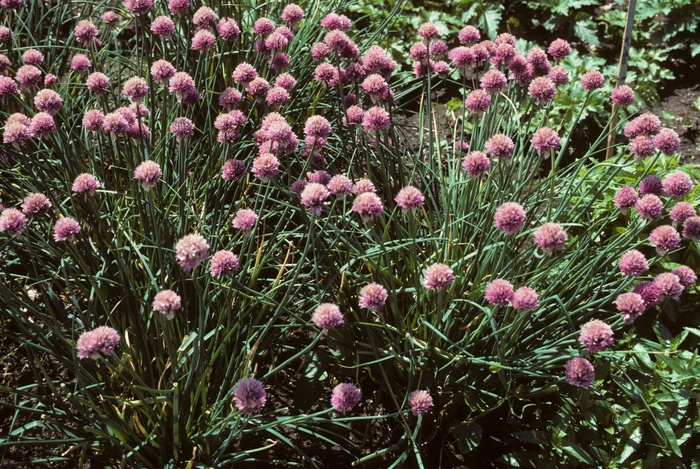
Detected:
[300,183,330,216]
[253,17,275,35]
[635,194,662,219]
[76,326,120,359]
[653,128,680,156]
[526,48,550,76]
[169,72,197,102]
[682,216,700,240]
[74,20,99,45]
[266,86,289,106]
[151,16,175,38]
[494,202,525,234]
[122,77,148,103]
[29,112,58,138]
[311,42,331,61]
[86,72,110,95]
[307,171,332,185]
[616,292,646,322]
[579,320,614,353]
[352,192,383,222]
[465,89,491,113]
[458,25,480,44]
[3,122,30,147]
[281,4,304,24]
[217,18,241,41]
[304,115,332,140]
[53,217,81,242]
[611,85,635,106]
[639,175,663,196]
[624,113,661,138]
[72,173,101,196]
[232,209,258,235]
[150,60,176,86]
[214,110,246,143]
[629,135,655,159]
[462,151,490,178]
[102,112,129,135]
[312,303,344,332]
[649,225,680,255]
[0,76,19,99]
[210,250,239,277]
[533,222,567,255]
[361,74,389,101]
[548,65,569,85]
[618,249,648,277]
[275,73,296,90]
[221,159,246,182]
[362,106,390,131]
[484,134,514,160]
[358,283,388,311]
[423,263,454,291]
[531,127,560,154]
[168,0,189,16]
[0,208,26,236]
[528,77,556,104]
[328,175,353,199]
[484,279,514,306]
[101,10,120,25]
[234,378,266,415]
[395,186,425,213]
[480,69,507,94]
[344,106,364,125]
[124,0,154,15]
[219,88,242,111]
[152,289,181,319]
[448,47,476,72]
[511,287,539,312]
[175,234,210,272]
[353,179,376,194]
[408,390,433,416]
[581,70,604,92]
[565,357,594,388]
[133,160,162,190]
[192,29,216,52]
[669,202,696,226]
[255,112,298,154]
[193,6,217,28]
[0,26,11,42]
[70,54,91,71]
[252,153,280,182]
[34,89,63,115]
[314,62,339,85]
[632,282,661,310]
[22,48,43,65]
[331,383,361,412]
[654,273,683,301]
[672,266,696,289]
[16,65,42,89]
[170,117,194,141]
[21,193,52,218]
[662,172,693,200]
[547,39,571,61]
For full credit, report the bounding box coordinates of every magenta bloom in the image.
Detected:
[170,117,194,141]
[328,175,353,199]
[669,202,696,226]
[320,13,351,31]
[102,112,129,135]
[511,286,539,312]
[465,89,491,113]
[358,282,388,311]
[682,216,700,240]
[565,357,595,388]
[152,289,181,320]
[124,0,153,15]
[480,69,507,94]
[462,151,490,178]
[311,43,331,61]
[494,202,525,234]
[632,282,660,310]
[458,25,480,44]
[654,273,683,301]
[579,320,614,353]
[528,76,556,104]
[0,208,27,236]
[76,326,120,359]
[616,292,646,322]
[53,217,81,242]
[581,70,604,92]
[3,122,30,147]
[232,209,258,235]
[353,179,377,195]
[653,128,680,156]
[246,77,269,100]
[672,266,696,290]
[448,46,476,72]
[81,109,103,132]
[168,0,188,15]
[86,72,110,95]
[362,106,390,131]
[266,86,289,106]
[275,73,296,91]
[281,4,304,24]
[307,171,331,185]
[175,234,210,272]
[30,112,58,138]
[221,159,246,182]
[122,77,148,103]
[0,76,19,99]
[533,222,567,255]
[234,378,266,415]
[21,193,52,218]
[312,303,344,332]
[0,26,11,42]
[251,153,280,183]
[484,279,514,306]
[639,175,663,197]
[649,225,680,255]
[72,173,101,196]
[629,135,655,160]
[70,54,91,72]
[484,134,514,160]
[331,383,361,412]
[33,89,63,116]
[635,194,662,219]
[611,85,635,106]
[74,20,99,45]
[624,113,661,138]
[304,115,332,139]
[192,29,216,52]
[417,22,440,41]
[300,183,330,216]
[344,106,364,125]
[548,65,570,85]
[219,88,242,110]
[217,18,241,41]
[618,250,648,277]
[395,186,425,213]
[151,16,175,38]
[150,60,176,86]
[423,263,454,291]
[16,65,42,89]
[193,6,217,28]
[408,390,433,416]
[133,160,162,190]
[526,48,550,76]
[547,39,571,61]
[210,250,239,277]
[352,192,383,222]
[253,17,275,35]
[531,127,560,155]
[662,172,693,200]
[362,74,389,102]
[169,72,196,101]
[101,11,120,25]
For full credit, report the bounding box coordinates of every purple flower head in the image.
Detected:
[74,20,99,45]
[358,283,388,311]
[649,225,680,256]
[217,18,241,41]
[671,266,696,290]
[170,117,194,142]
[234,378,266,415]
[618,250,648,277]
[16,65,42,89]
[193,6,217,28]
[353,179,376,195]
[253,17,275,36]
[312,303,344,332]
[53,217,81,242]
[21,193,51,218]
[305,115,332,139]
[232,209,258,235]
[210,250,239,277]
[581,70,604,92]
[7,113,30,126]
[133,160,162,190]
[102,112,129,135]
[0,76,19,99]
[169,72,196,102]
[683,216,700,240]
[34,89,63,116]
[512,286,539,312]
[300,183,330,216]
[352,192,383,222]
[307,170,331,185]
[635,194,663,219]
[192,29,216,52]
[0,208,27,236]
[362,106,390,131]
[624,113,661,138]
[70,54,91,72]
[150,60,176,86]
[547,39,571,61]
[548,65,570,85]
[465,89,491,113]
[484,279,514,306]
[76,326,119,359]
[533,222,567,255]
[168,0,188,16]
[611,85,635,107]
[526,48,550,76]
[265,31,289,51]
[639,175,663,196]
[528,76,556,104]
[531,127,560,154]
[321,13,351,31]
[417,22,440,42]
[662,172,693,200]
[275,73,296,91]
[152,289,181,319]
[395,186,425,213]
[480,69,507,94]
[449,46,476,72]
[632,282,660,310]
[565,357,594,388]
[122,77,148,103]
[124,0,154,16]
[86,72,110,95]
[81,109,104,132]
[328,175,353,199]
[311,42,331,61]
[151,16,175,38]
[344,106,364,125]
[491,42,515,68]
[361,74,389,102]
[221,159,246,182]
[22,48,43,65]
[408,390,433,416]
[232,63,258,86]
[101,11,120,25]
[331,383,361,412]
[458,25,480,44]
[653,128,680,156]
[282,4,304,24]
[484,134,514,160]
[270,52,290,72]
[0,26,11,42]
[175,234,210,272]
[219,87,242,110]
[494,202,525,234]
[629,135,655,160]
[314,62,339,85]
[72,173,101,196]
[669,202,696,226]
[214,110,246,143]
[654,272,683,301]
[423,263,455,291]
[252,153,280,182]
[579,320,614,353]
[290,179,308,200]
[3,122,30,147]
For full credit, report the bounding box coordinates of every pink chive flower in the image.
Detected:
[629,135,655,160]
[20,48,42,65]
[300,183,330,216]
[654,273,683,301]
[72,173,101,196]
[548,65,570,85]
[423,263,455,291]
[86,72,110,95]
[102,112,130,135]
[653,128,680,156]
[528,76,556,104]
[168,0,189,16]
[547,39,571,61]
[649,225,680,256]
[669,202,696,226]
[484,279,514,306]
[531,127,560,154]
[579,320,614,353]
[624,113,662,138]
[458,25,480,44]
[193,6,217,28]
[480,69,507,94]
[314,62,338,85]
[192,29,216,52]
[251,153,280,182]
[133,160,162,190]
[34,89,63,116]
[618,250,648,277]
[311,43,331,61]
[331,383,361,412]
[281,4,304,25]
[494,202,525,234]
[312,303,344,332]
[581,70,604,92]
[417,22,440,42]
[353,179,376,195]
[511,287,539,312]
[217,18,241,41]
[210,250,239,277]
[639,175,664,196]
[70,54,91,71]
[219,88,242,110]
[344,106,364,125]
[662,172,693,200]
[408,390,433,416]
[222,159,246,182]
[175,234,209,272]
[151,16,175,38]
[101,11,120,25]
[275,73,296,90]
[266,86,289,107]
[616,292,646,322]
[74,20,99,45]
[491,42,515,68]
[0,208,27,236]
[672,266,696,290]
[234,378,266,415]
[169,72,196,102]
[21,193,51,218]
[328,175,353,199]
[53,217,81,242]
[321,13,351,31]
[0,26,11,42]
[152,289,181,320]
[565,357,594,388]
[613,187,637,214]
[150,60,176,86]
[232,63,258,85]
[290,179,308,199]
[214,110,246,143]
[3,122,30,147]
[526,48,551,76]
[465,89,491,113]
[82,110,104,132]
[232,209,258,235]
[304,115,332,139]
[352,192,383,222]
[395,186,425,214]
[122,77,148,103]
[611,85,635,107]
[253,17,275,35]
[76,326,120,359]
[634,194,663,219]
[632,282,661,310]
[533,222,567,255]
[361,74,389,103]
[170,117,194,141]
[29,112,57,138]
[306,171,331,185]
[0,76,19,99]
[124,0,154,16]
[410,42,428,62]
[362,106,390,131]
[484,134,514,160]
[683,216,700,240]
[16,65,42,89]
[358,283,388,311]
[449,47,477,75]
